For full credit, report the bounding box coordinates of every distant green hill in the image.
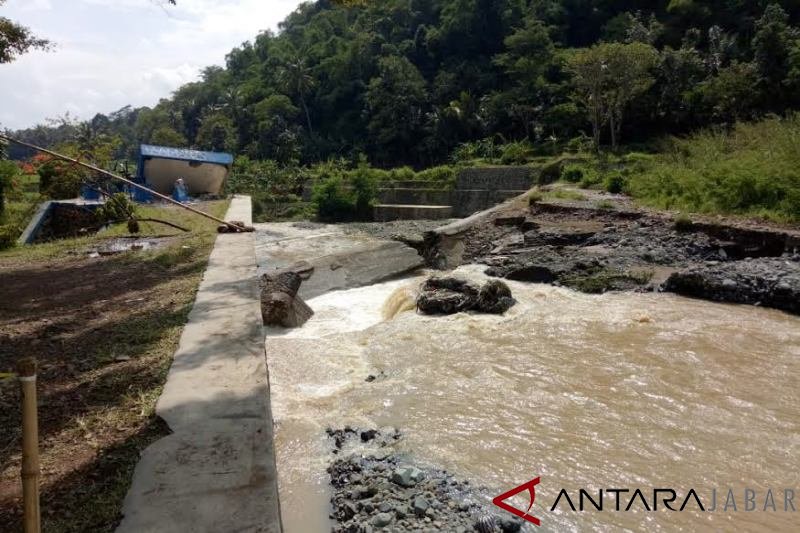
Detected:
[9,0,800,169]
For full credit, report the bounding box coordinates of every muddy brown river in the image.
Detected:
[265,265,800,532]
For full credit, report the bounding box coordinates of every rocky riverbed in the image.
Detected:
[326,428,526,533]
[421,199,800,314]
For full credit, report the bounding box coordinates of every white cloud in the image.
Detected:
[0,0,302,129]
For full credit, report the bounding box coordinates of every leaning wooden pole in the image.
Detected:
[17,357,41,533]
[0,134,251,232]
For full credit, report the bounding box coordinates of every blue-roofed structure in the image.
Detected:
[134,144,233,201]
[139,145,234,166]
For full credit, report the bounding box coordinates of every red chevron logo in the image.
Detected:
[492,476,542,526]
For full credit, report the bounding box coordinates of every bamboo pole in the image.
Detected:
[17,357,41,533]
[0,134,252,232]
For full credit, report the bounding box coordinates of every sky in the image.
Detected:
[0,0,303,130]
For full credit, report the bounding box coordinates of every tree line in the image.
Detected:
[7,0,800,167]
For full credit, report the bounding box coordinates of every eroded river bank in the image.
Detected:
[255,208,800,532]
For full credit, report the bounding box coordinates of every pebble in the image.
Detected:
[372,512,393,528]
[391,466,425,487]
[412,496,429,517]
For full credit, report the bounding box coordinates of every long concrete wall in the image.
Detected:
[117,196,282,533]
[378,166,535,217]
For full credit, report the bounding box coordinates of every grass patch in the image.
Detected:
[626,115,800,222]
[0,199,229,531]
[0,173,42,249]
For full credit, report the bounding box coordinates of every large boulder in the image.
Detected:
[477,279,516,314]
[260,271,314,327]
[416,276,516,315]
[416,277,479,315]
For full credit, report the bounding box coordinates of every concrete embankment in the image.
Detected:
[117,196,282,533]
[255,222,425,299]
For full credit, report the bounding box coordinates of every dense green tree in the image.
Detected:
[568,42,659,151]
[0,0,50,63]
[277,53,317,136]
[150,126,187,147]
[366,56,428,165]
[196,113,236,152]
[9,0,800,163]
[699,61,761,122]
[753,4,799,109]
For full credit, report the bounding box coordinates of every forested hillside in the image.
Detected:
[7,0,800,167]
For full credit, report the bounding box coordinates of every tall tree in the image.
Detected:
[366,55,428,165]
[278,54,317,136]
[0,0,51,63]
[753,3,799,109]
[569,42,658,151]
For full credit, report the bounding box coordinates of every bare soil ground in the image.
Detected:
[0,200,228,532]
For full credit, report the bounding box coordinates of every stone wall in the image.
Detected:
[455,166,535,191]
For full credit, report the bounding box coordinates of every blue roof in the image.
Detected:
[139,144,233,165]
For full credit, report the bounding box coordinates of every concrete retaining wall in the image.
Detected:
[378,188,452,206]
[303,166,535,220]
[455,166,535,191]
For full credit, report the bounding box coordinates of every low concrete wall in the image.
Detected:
[378,188,452,206]
[456,166,535,191]
[303,166,535,219]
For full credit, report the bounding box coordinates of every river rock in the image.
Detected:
[412,496,429,517]
[372,512,393,528]
[662,257,800,314]
[416,277,480,314]
[416,277,516,315]
[477,279,516,313]
[391,466,425,487]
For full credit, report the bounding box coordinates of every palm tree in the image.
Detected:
[278,54,316,136]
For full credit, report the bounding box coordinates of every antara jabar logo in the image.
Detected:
[492,477,542,526]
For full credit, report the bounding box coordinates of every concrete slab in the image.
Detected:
[117,196,282,533]
[254,223,425,299]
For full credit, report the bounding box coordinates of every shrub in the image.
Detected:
[537,158,565,185]
[0,224,17,250]
[451,138,502,163]
[96,193,136,224]
[388,166,415,181]
[604,173,626,194]
[416,165,456,187]
[565,134,593,153]
[312,175,354,221]
[38,160,83,199]
[500,141,533,165]
[0,160,20,215]
[350,167,378,219]
[560,164,585,183]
